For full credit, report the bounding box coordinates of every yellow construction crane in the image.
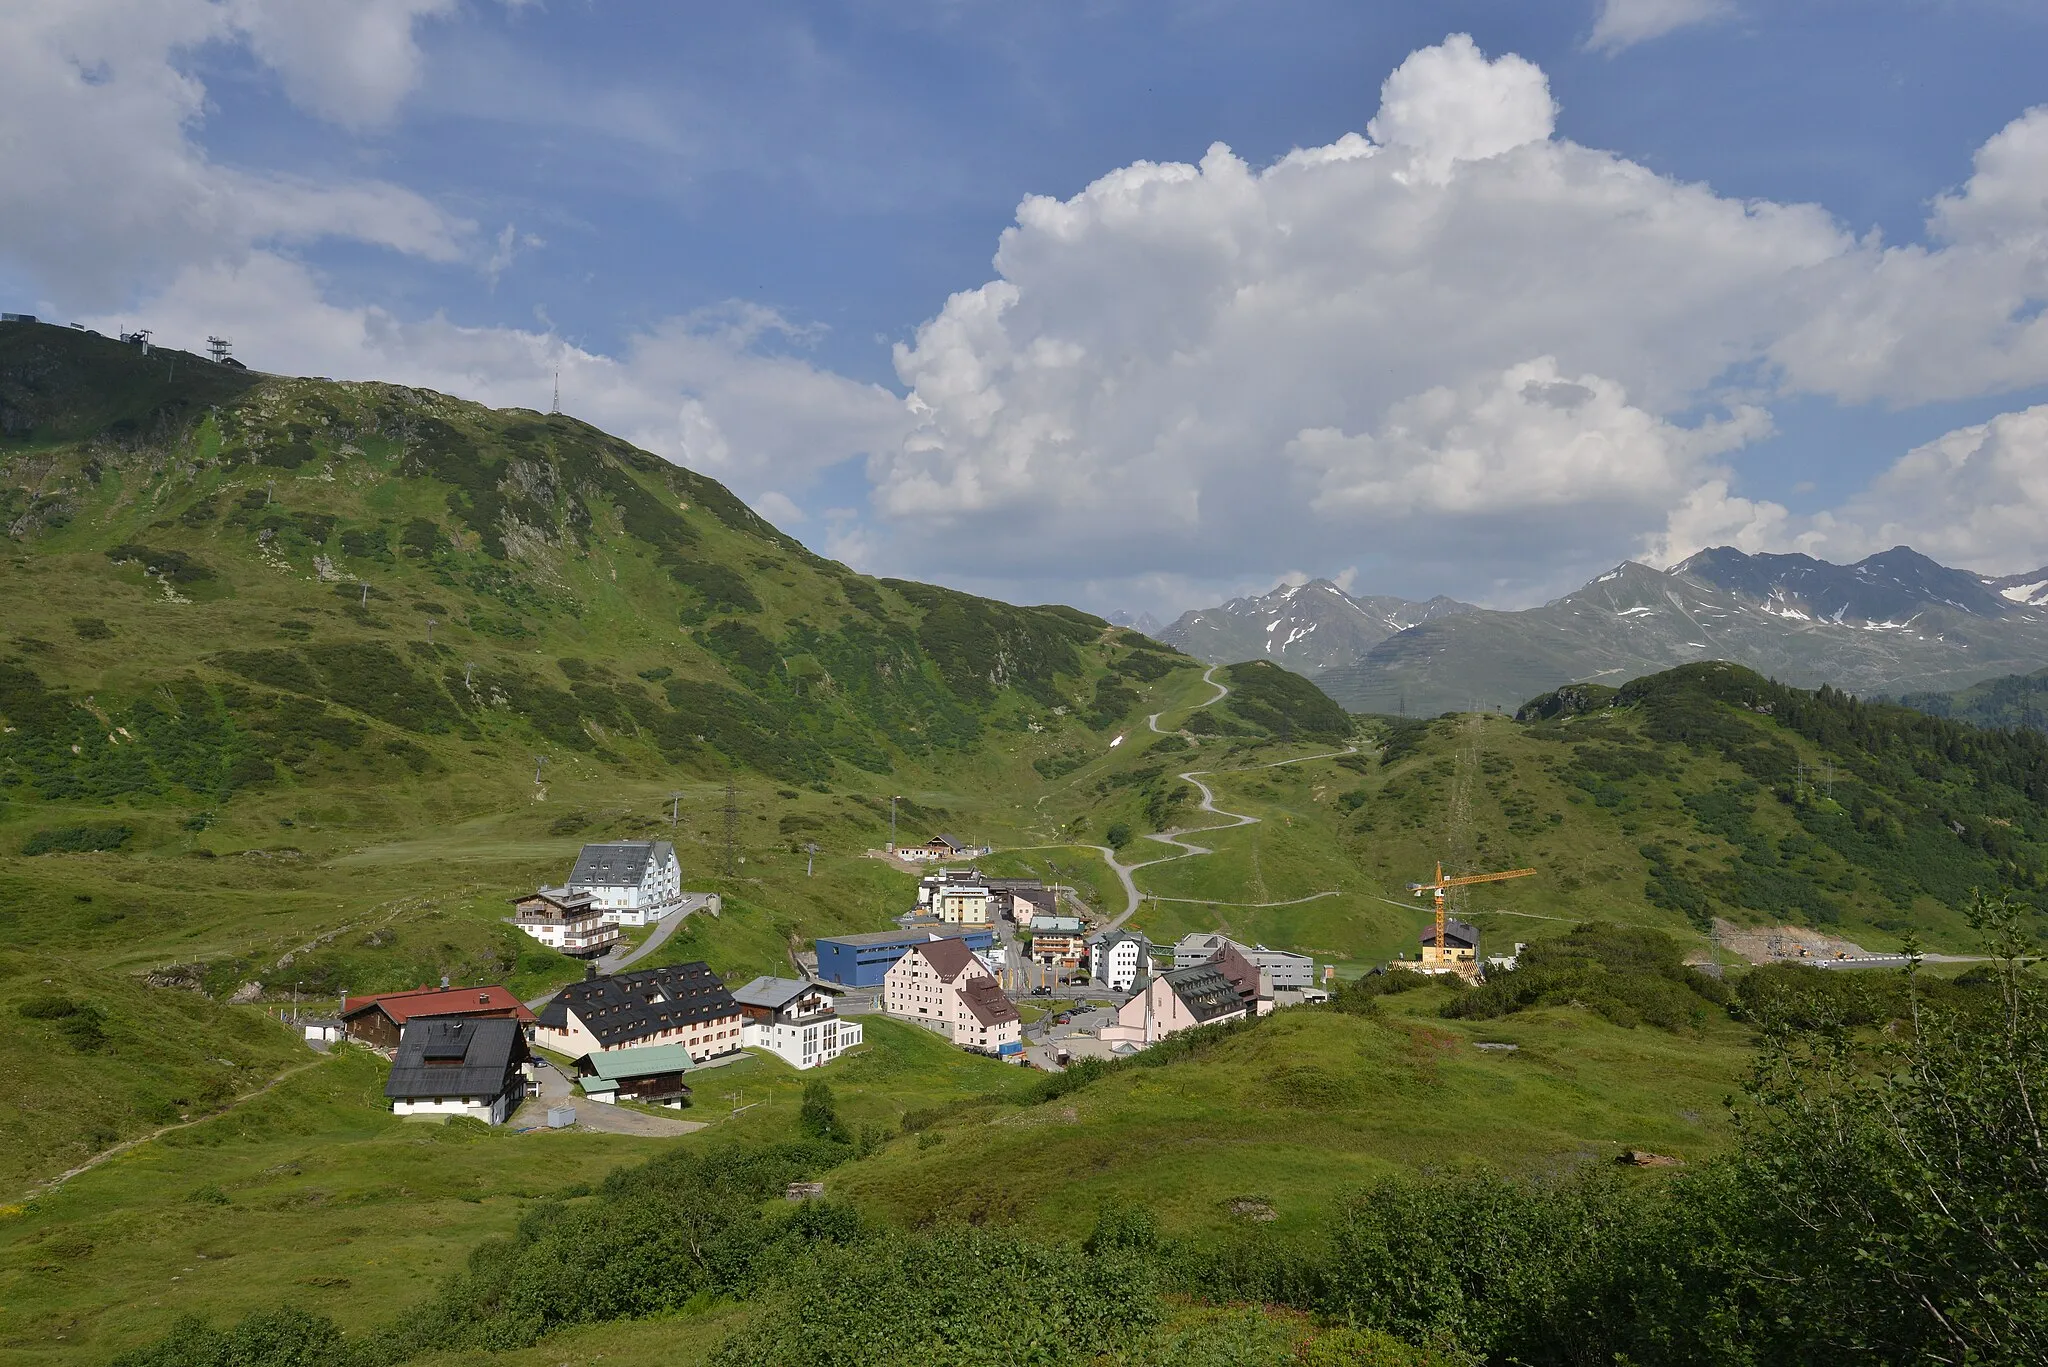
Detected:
[1409,862,1536,965]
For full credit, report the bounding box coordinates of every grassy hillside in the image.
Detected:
[0,321,1215,1187]
[1099,661,2048,977]
[8,325,2048,1366]
[1,986,1753,1365]
[1898,664,2048,733]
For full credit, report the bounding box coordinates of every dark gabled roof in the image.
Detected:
[1422,918,1480,949]
[926,833,964,849]
[1161,964,1246,1024]
[959,978,1019,1027]
[568,841,675,890]
[906,937,982,980]
[536,962,739,1048]
[385,1017,525,1100]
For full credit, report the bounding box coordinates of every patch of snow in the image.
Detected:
[1265,620,1281,632]
[1615,606,1656,618]
[1596,568,1624,583]
[2000,580,2048,603]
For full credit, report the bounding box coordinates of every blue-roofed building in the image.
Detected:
[814,926,996,987]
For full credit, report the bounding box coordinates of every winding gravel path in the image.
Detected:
[1092,666,1357,934]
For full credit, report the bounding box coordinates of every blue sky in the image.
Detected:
[7,1,2048,618]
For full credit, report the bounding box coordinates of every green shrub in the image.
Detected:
[111,1306,348,1367]
[1442,922,1726,1030]
[23,823,133,855]
[105,544,213,584]
[1219,660,1352,742]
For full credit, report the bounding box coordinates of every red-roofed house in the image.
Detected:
[342,985,535,1050]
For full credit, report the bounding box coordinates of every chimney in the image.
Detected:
[440,975,450,990]
[586,963,598,980]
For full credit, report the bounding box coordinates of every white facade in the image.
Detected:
[1090,934,1150,991]
[535,1004,744,1062]
[511,889,619,956]
[567,842,684,926]
[392,1091,514,1124]
[742,1015,864,1070]
[533,1009,604,1058]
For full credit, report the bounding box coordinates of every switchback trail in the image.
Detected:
[1094,666,1358,934]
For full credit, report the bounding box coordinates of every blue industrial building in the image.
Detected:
[814,926,995,987]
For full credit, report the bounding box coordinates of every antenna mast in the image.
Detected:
[551,369,560,415]
[206,336,232,364]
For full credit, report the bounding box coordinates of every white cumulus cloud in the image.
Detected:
[874,32,2048,614]
[1587,0,1735,54]
[1804,407,2048,574]
[1293,358,1769,517]
[226,0,463,130]
[1367,33,1555,184]
[0,0,474,307]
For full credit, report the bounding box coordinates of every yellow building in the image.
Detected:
[1419,917,1481,976]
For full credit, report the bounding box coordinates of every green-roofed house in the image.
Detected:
[574,1042,694,1108]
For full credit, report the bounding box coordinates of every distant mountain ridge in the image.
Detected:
[1169,548,2048,716]
[1156,578,1476,674]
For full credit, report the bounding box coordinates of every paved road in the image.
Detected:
[598,893,718,973]
[521,895,720,1011]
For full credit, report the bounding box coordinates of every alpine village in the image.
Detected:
[7,34,2048,1364]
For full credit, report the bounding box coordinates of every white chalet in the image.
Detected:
[732,976,863,1069]
[566,841,683,926]
[1089,930,1153,991]
[510,887,619,958]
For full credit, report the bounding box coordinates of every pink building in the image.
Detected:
[1099,962,1247,1049]
[883,938,1024,1058]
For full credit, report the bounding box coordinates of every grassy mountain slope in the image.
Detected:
[2,987,1755,1366]
[1106,661,2048,975]
[7,327,2048,1367]
[1898,665,2048,732]
[0,321,1215,1186]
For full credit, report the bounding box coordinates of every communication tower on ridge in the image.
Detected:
[206,336,233,364]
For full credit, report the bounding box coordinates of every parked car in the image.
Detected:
[1030,985,1052,997]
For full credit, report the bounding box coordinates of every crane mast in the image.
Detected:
[1409,862,1537,966]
